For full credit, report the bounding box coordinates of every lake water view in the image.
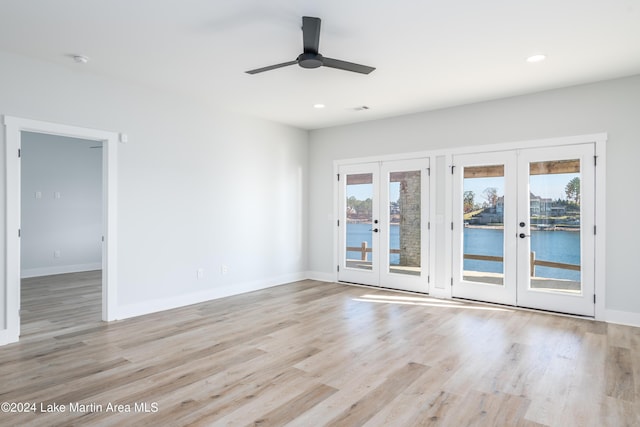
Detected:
[463,227,580,281]
[346,223,401,264]
[346,223,580,281]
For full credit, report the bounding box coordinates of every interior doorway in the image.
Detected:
[3,116,119,345]
[20,133,103,333]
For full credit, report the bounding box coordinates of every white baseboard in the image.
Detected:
[605,309,640,328]
[114,272,307,321]
[21,263,102,278]
[0,328,19,346]
[305,271,336,282]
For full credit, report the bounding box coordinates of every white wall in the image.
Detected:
[0,50,308,330]
[21,132,102,277]
[308,75,640,320]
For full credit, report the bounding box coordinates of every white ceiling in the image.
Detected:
[1,1,639,130]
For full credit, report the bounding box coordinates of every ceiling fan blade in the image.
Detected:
[322,57,375,74]
[245,60,298,74]
[302,16,321,54]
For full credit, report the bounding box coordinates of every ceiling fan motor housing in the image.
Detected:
[298,53,323,69]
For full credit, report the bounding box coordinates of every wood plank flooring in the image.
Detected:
[1,272,638,426]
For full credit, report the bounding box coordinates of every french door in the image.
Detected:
[338,159,430,293]
[452,144,595,316]
[452,151,517,305]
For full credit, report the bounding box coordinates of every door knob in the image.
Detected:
[519,233,530,238]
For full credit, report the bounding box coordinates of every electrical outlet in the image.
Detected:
[220,265,229,275]
[196,268,204,279]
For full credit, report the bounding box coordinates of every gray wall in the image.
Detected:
[308,75,640,316]
[21,132,102,277]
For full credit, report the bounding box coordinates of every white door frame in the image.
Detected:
[452,144,595,315]
[447,133,606,319]
[2,115,119,345]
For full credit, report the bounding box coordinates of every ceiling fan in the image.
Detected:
[245,16,375,75]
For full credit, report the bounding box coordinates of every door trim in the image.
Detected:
[2,116,119,345]
[594,138,606,319]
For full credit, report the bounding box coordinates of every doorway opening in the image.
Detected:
[20,133,103,336]
[2,116,118,345]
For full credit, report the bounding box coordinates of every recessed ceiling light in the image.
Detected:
[313,103,325,109]
[526,54,546,63]
[72,55,89,64]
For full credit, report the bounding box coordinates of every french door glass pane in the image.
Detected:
[528,160,581,293]
[389,171,421,276]
[345,173,373,270]
[463,165,505,285]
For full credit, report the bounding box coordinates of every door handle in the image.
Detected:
[519,233,530,238]
[370,228,379,233]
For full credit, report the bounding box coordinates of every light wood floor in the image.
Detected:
[1,272,638,426]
